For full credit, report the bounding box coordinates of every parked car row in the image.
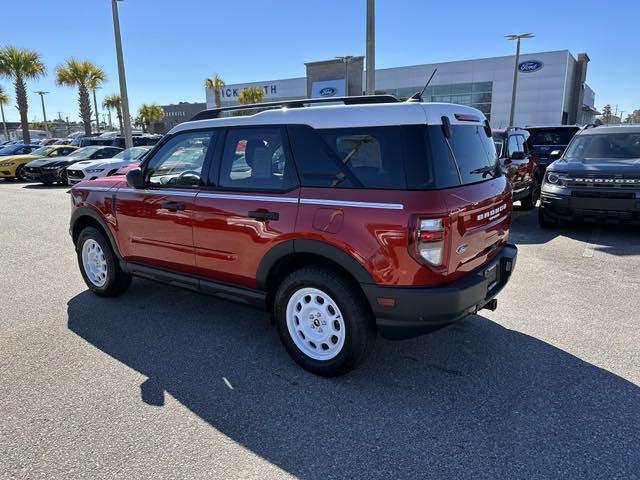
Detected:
[0,144,151,184]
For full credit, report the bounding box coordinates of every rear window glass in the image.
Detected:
[444,125,499,184]
[528,128,578,146]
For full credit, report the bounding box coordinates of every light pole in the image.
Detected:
[505,33,534,127]
[365,0,375,95]
[111,0,133,148]
[336,56,354,96]
[34,91,50,136]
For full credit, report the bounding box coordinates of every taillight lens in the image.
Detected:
[415,218,446,266]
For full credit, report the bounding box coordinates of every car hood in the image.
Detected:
[549,158,640,175]
[71,158,124,171]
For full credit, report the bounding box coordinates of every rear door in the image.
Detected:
[193,126,300,289]
[115,130,216,273]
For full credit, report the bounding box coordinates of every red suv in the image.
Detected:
[492,128,541,209]
[69,96,517,376]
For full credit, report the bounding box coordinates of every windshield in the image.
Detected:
[68,146,101,159]
[113,147,148,160]
[564,133,640,161]
[31,146,55,156]
[529,128,578,146]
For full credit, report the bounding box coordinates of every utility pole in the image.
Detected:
[505,33,534,127]
[619,110,625,124]
[0,100,8,142]
[365,0,375,95]
[92,88,101,134]
[34,91,50,136]
[65,116,70,135]
[111,0,133,149]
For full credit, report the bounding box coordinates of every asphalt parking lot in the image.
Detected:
[1,180,639,480]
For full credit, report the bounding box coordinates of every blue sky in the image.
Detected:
[1,0,638,123]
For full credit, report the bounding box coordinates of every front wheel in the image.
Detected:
[77,226,131,297]
[274,266,375,376]
[14,165,27,182]
[521,176,541,210]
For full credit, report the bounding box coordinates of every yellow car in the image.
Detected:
[0,145,79,181]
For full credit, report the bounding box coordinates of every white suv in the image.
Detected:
[66,146,152,185]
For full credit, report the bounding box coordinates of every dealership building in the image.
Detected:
[204,50,597,127]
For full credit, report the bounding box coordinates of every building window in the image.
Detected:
[377,81,493,121]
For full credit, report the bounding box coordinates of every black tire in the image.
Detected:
[60,170,68,185]
[521,175,541,210]
[273,265,375,376]
[14,165,27,182]
[76,226,131,297]
[538,206,556,228]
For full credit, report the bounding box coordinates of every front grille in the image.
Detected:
[25,166,41,174]
[566,176,640,189]
[571,190,635,199]
[66,169,85,179]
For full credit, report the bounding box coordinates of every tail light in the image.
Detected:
[410,217,448,267]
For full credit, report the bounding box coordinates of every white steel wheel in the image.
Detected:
[81,239,108,287]
[285,287,346,361]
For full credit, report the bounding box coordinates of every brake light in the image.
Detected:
[412,217,447,266]
[454,113,481,122]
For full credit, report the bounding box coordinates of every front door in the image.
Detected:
[115,130,216,274]
[193,126,300,289]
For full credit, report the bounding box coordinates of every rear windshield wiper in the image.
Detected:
[469,165,497,177]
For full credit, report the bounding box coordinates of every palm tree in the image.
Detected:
[88,68,106,133]
[0,46,46,144]
[55,59,105,135]
[103,94,123,134]
[137,103,164,133]
[204,74,225,108]
[237,86,264,105]
[0,85,9,141]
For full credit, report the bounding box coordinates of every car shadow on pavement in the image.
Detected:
[510,207,640,253]
[67,282,640,479]
[22,183,67,189]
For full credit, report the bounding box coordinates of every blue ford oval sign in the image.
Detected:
[319,87,337,97]
[518,60,543,73]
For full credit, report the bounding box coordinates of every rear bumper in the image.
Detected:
[361,244,517,339]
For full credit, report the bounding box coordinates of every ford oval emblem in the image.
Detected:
[518,60,543,73]
[456,244,468,255]
[319,87,337,97]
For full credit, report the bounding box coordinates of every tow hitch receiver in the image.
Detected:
[481,299,498,312]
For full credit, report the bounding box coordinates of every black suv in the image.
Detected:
[539,125,640,226]
[526,125,579,173]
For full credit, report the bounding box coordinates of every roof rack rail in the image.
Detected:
[582,123,598,130]
[190,95,400,121]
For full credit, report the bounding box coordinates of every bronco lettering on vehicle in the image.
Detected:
[571,178,640,184]
[477,203,507,221]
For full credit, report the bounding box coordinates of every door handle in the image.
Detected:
[248,210,279,221]
[160,200,186,211]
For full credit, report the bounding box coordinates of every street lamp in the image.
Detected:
[335,56,354,97]
[34,91,49,136]
[505,33,534,127]
[365,0,375,95]
[111,0,133,148]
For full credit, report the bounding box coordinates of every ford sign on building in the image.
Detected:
[205,50,597,127]
[518,60,544,73]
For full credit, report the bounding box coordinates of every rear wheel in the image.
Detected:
[521,175,541,210]
[77,226,131,297]
[274,266,375,376]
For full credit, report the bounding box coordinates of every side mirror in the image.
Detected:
[511,151,526,160]
[126,167,145,189]
[549,149,562,160]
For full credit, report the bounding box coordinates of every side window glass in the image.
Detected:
[288,125,406,189]
[219,128,296,191]
[146,131,214,187]
[507,135,520,156]
[517,135,528,154]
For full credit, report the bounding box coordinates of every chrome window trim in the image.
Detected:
[300,198,404,210]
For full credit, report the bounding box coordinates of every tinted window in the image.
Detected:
[289,125,407,189]
[507,136,519,157]
[147,131,214,187]
[492,134,505,158]
[219,128,296,191]
[447,125,499,184]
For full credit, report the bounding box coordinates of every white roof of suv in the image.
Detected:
[170,101,486,134]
